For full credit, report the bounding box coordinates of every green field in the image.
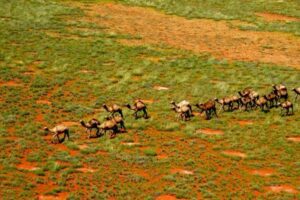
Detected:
[0,0,299,199]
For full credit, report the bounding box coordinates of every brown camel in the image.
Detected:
[99,119,118,138]
[103,104,123,117]
[171,104,191,121]
[292,87,300,101]
[80,118,101,138]
[195,100,217,120]
[214,97,233,111]
[238,88,253,97]
[273,84,287,91]
[278,101,294,116]
[125,100,148,119]
[263,92,278,108]
[44,125,70,144]
[273,84,288,101]
[170,100,193,116]
[255,96,269,111]
[240,96,252,111]
[105,115,126,132]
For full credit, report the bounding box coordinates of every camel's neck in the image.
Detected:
[80,121,87,128]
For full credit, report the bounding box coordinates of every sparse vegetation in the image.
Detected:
[0,0,299,199]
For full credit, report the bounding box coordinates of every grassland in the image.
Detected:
[0,0,299,199]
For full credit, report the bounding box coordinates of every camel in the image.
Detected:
[105,115,126,132]
[273,84,287,91]
[214,97,233,111]
[238,88,259,108]
[292,87,300,101]
[171,104,191,121]
[99,119,119,138]
[44,125,69,144]
[274,88,288,101]
[255,96,269,111]
[238,88,253,97]
[102,104,123,118]
[263,92,278,108]
[240,96,252,111]
[278,101,294,116]
[195,100,217,120]
[125,100,148,119]
[80,118,101,138]
[273,84,288,101]
[170,100,193,116]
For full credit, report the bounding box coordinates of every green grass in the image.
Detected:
[0,0,299,199]
[119,0,300,35]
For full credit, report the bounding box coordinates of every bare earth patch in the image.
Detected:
[256,12,300,22]
[287,136,300,142]
[153,86,169,91]
[265,185,298,194]
[36,100,52,105]
[222,150,247,158]
[76,167,96,173]
[122,142,141,146]
[141,99,155,104]
[61,121,79,127]
[38,192,68,200]
[250,169,274,177]
[156,195,177,200]
[0,81,22,87]
[171,168,194,175]
[237,120,253,126]
[197,128,224,135]
[82,3,300,68]
[17,158,40,171]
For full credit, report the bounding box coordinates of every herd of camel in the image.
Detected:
[44,84,300,143]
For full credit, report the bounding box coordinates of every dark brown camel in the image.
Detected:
[80,118,101,138]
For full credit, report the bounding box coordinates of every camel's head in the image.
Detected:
[292,88,296,91]
[43,127,49,131]
[102,104,107,108]
[124,103,131,108]
[170,100,175,105]
[213,98,218,102]
[105,116,112,120]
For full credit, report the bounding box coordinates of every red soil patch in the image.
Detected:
[36,113,44,122]
[141,99,155,104]
[0,80,22,87]
[7,127,15,134]
[265,185,298,194]
[122,142,141,146]
[171,168,194,175]
[156,195,177,200]
[287,137,300,142]
[78,144,89,150]
[76,167,96,173]
[17,158,39,171]
[157,153,168,159]
[249,169,274,177]
[36,100,52,105]
[61,121,79,127]
[38,192,68,200]
[237,120,253,126]
[55,144,78,156]
[256,12,300,22]
[153,86,169,91]
[196,128,224,135]
[222,150,247,158]
[83,3,300,68]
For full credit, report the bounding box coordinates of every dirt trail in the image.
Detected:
[81,3,300,68]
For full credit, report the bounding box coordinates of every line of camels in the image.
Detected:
[44,85,300,143]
